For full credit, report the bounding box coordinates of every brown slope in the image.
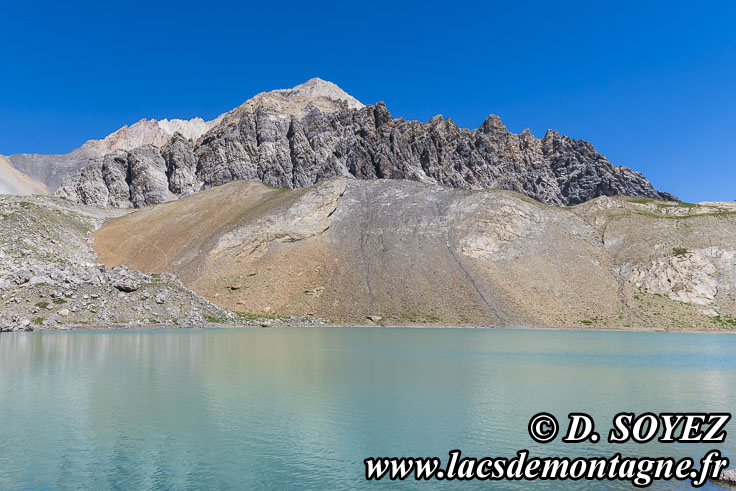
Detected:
[93,178,625,326]
[93,177,736,329]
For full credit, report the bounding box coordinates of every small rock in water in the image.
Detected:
[715,468,736,484]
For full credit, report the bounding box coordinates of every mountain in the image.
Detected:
[6,117,219,192]
[48,78,675,207]
[91,178,735,329]
[0,155,47,195]
[272,77,364,109]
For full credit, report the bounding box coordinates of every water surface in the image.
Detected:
[1,328,734,489]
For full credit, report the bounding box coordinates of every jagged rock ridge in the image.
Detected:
[6,117,219,192]
[35,78,677,206]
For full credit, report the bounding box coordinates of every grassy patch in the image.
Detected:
[35,301,49,309]
[580,315,602,326]
[233,311,281,322]
[80,221,95,234]
[676,201,697,208]
[261,182,289,191]
[32,317,45,326]
[52,298,67,304]
[626,197,657,204]
[672,247,689,257]
[633,208,736,220]
[714,315,736,328]
[398,310,443,323]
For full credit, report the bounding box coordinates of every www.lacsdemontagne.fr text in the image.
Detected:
[365,412,732,487]
[364,449,728,487]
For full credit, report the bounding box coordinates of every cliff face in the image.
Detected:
[51,78,675,207]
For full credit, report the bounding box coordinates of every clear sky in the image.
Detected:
[1,0,734,202]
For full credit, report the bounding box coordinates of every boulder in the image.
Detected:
[113,278,139,292]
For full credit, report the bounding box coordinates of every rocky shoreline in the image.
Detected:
[4,318,328,333]
[5,320,736,334]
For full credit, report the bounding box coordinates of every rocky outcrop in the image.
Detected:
[621,252,719,305]
[53,78,676,208]
[620,248,736,309]
[56,145,179,208]
[80,117,214,155]
[210,178,346,260]
[127,145,171,208]
[8,117,218,193]
[163,133,199,196]
[272,77,363,109]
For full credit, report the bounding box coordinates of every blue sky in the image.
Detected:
[1,0,734,202]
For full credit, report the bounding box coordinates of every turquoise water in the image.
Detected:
[0,328,734,489]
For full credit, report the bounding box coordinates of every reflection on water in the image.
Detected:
[0,328,734,489]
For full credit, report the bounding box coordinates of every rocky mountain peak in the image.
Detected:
[480,114,506,132]
[76,117,216,158]
[273,78,364,109]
